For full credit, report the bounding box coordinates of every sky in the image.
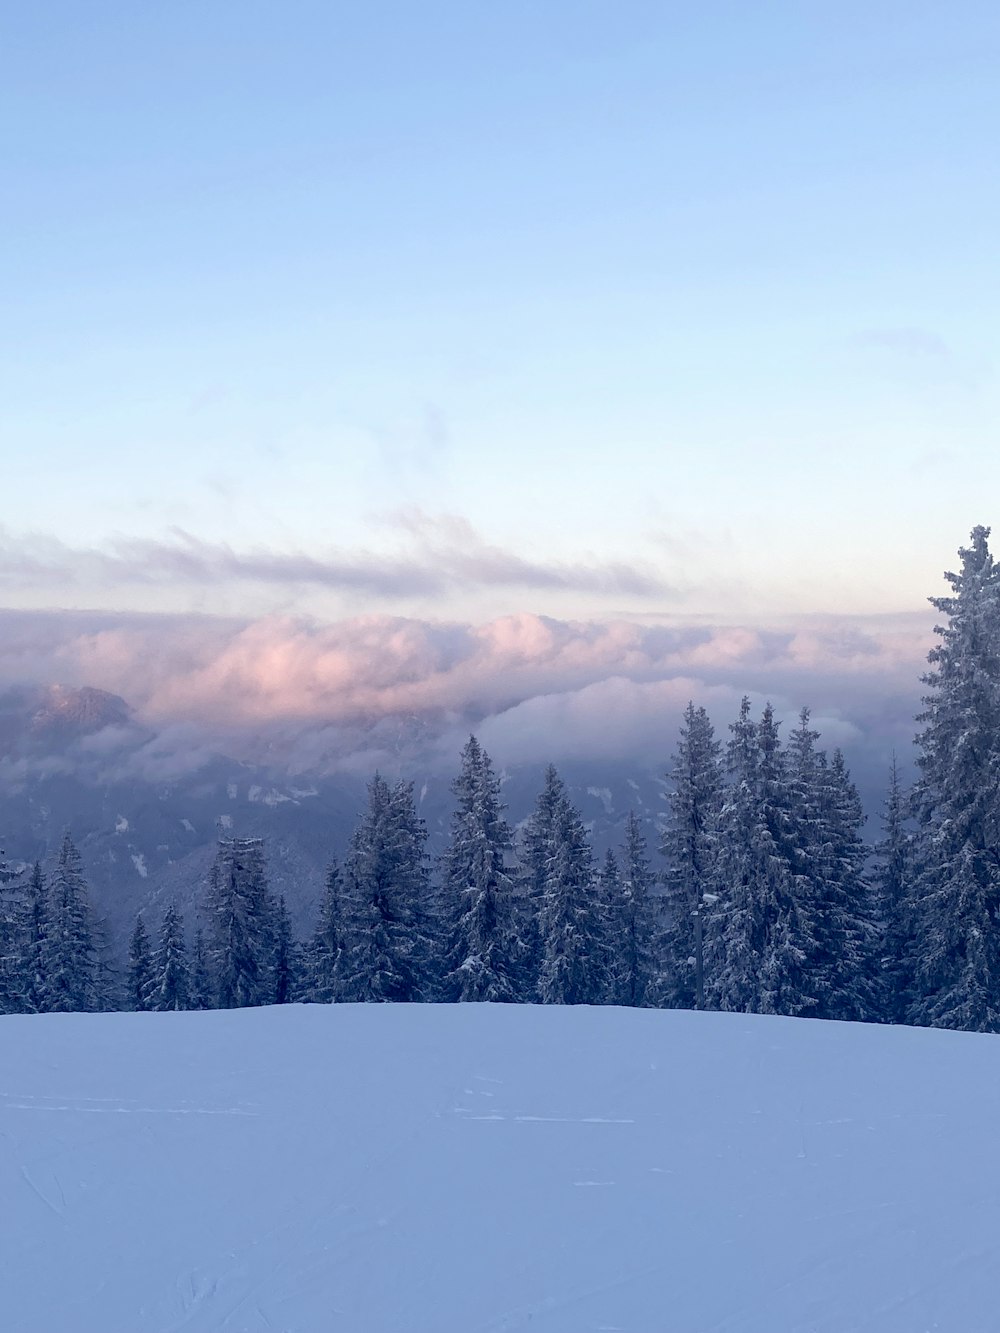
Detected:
[1,2,998,766]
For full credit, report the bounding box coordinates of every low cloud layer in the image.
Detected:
[0,605,935,798]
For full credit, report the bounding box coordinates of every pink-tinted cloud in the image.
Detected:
[0,605,935,783]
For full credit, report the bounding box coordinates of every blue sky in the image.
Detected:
[3,1,999,622]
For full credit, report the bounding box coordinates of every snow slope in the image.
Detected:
[3,1004,999,1333]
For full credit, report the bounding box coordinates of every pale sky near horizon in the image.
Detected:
[3,2,999,625]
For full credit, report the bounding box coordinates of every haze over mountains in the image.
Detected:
[0,601,925,938]
[0,679,675,935]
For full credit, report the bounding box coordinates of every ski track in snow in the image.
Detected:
[452,1107,636,1124]
[20,1164,68,1220]
[2,1092,258,1116]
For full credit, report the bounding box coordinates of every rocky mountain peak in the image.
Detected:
[30,685,131,738]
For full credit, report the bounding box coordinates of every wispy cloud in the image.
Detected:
[0,511,671,601]
[852,327,952,359]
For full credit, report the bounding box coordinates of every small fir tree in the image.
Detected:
[307,860,346,1003]
[338,775,433,1003]
[516,764,567,999]
[783,710,876,1021]
[91,914,122,1012]
[707,701,821,1017]
[127,914,156,1012]
[0,847,23,1013]
[599,848,623,1002]
[536,785,607,1005]
[273,895,296,1004]
[440,736,520,1003]
[659,703,722,1008]
[874,756,914,1023]
[206,837,277,1009]
[613,812,657,1007]
[20,862,50,1014]
[154,905,189,1011]
[817,748,878,1021]
[45,834,97,1013]
[188,929,214,1010]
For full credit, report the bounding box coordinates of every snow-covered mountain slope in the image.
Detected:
[3,1004,998,1333]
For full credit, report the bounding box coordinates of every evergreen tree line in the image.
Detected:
[2,526,1000,1032]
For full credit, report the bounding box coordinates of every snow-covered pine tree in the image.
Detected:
[306,860,346,1003]
[517,764,567,1000]
[439,736,520,1003]
[127,914,156,1011]
[599,848,620,894]
[188,929,214,1010]
[44,834,97,1013]
[784,706,824,862]
[273,895,296,1004]
[20,862,49,1013]
[707,700,820,1017]
[91,914,122,1012]
[874,756,914,1023]
[536,785,607,1005]
[782,711,875,1020]
[611,812,657,1007]
[206,837,277,1009]
[817,748,878,1021]
[0,846,23,1013]
[599,848,623,1002]
[659,703,722,1008]
[909,525,1000,1031]
[338,774,433,1003]
[154,905,189,1011]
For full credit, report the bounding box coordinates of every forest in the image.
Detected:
[1,526,998,1034]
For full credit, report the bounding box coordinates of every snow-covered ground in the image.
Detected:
[3,1004,999,1332]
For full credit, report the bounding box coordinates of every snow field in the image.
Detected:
[3,1003,999,1332]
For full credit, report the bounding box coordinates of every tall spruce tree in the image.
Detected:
[517,764,566,999]
[273,895,296,1004]
[0,847,23,1013]
[783,711,875,1021]
[91,914,122,1012]
[599,848,623,1001]
[338,775,433,1003]
[874,756,913,1023]
[21,862,49,1013]
[206,837,277,1009]
[536,782,607,1005]
[440,736,520,1003]
[610,812,657,1007]
[659,703,722,1008]
[707,700,821,1017]
[909,525,1000,1031]
[127,914,156,1011]
[188,929,214,1010]
[819,748,878,1020]
[307,860,346,1003]
[154,905,189,1011]
[45,834,97,1013]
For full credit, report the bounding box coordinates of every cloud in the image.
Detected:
[0,511,671,601]
[0,605,935,798]
[475,676,743,767]
[852,327,951,359]
[848,327,987,396]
